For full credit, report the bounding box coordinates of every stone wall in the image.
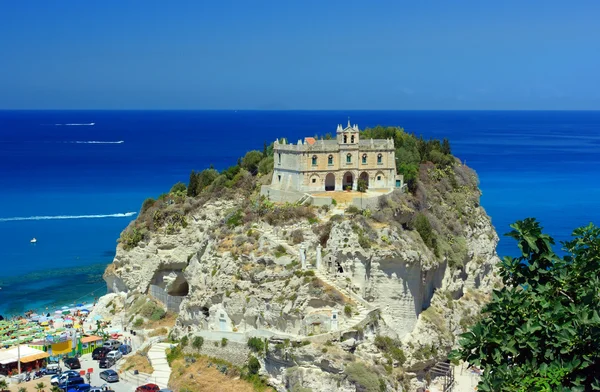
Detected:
[187,339,251,367]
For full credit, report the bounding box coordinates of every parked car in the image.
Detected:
[57,376,85,390]
[64,357,81,369]
[51,370,80,385]
[102,340,121,350]
[105,350,122,361]
[158,389,174,392]
[65,384,91,392]
[99,356,116,369]
[89,387,115,392]
[43,363,62,375]
[135,383,160,392]
[99,369,119,383]
[92,347,111,360]
[118,344,132,355]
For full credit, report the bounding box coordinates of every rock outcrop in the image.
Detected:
[103,161,500,391]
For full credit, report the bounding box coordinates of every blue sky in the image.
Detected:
[1,1,599,110]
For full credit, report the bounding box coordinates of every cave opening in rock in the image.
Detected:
[336,261,344,274]
[200,306,209,318]
[168,279,189,296]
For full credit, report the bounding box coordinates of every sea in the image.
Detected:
[1,110,599,316]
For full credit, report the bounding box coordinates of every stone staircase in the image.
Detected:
[314,270,376,331]
[146,342,176,389]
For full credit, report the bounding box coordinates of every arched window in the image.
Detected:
[312,155,317,166]
[362,154,367,164]
[328,155,333,165]
[351,135,355,143]
[343,134,348,143]
[377,153,382,164]
[346,153,352,163]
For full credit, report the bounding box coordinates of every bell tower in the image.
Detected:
[337,118,359,145]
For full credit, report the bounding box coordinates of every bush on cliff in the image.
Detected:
[241,150,264,174]
[451,219,600,391]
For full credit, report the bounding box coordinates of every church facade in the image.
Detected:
[269,121,399,193]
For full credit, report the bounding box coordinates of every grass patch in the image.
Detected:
[122,354,154,374]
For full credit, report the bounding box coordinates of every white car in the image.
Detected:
[106,350,122,361]
[50,370,80,385]
[103,339,121,350]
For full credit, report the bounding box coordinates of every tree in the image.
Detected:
[187,170,198,197]
[451,219,600,391]
[0,380,8,389]
[241,150,264,174]
[442,138,451,155]
[258,156,274,175]
[357,178,368,193]
[18,387,28,392]
[34,382,46,392]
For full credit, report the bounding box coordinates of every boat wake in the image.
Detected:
[55,123,95,126]
[0,212,136,222]
[70,140,124,144]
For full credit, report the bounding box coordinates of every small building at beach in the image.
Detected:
[267,121,399,194]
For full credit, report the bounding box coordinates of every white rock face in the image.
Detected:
[103,173,500,391]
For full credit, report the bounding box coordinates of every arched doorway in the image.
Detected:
[343,172,354,190]
[325,173,336,191]
[359,172,369,190]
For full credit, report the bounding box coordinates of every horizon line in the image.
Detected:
[1,109,599,112]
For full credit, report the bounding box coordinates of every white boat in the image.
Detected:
[30,238,37,243]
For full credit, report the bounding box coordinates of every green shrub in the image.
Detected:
[241,150,264,173]
[221,337,228,347]
[150,307,166,321]
[247,337,265,353]
[170,182,187,194]
[331,199,337,206]
[133,318,144,327]
[258,156,274,175]
[226,209,243,228]
[345,205,360,215]
[248,355,260,375]
[345,362,381,392]
[414,213,435,249]
[192,336,204,349]
[180,335,189,347]
[344,305,352,317]
[141,198,156,214]
[374,335,406,366]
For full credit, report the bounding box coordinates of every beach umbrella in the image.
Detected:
[61,306,69,310]
[54,310,62,314]
[76,303,84,307]
[63,319,73,325]
[80,309,90,314]
[62,310,71,315]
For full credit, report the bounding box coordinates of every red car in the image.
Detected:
[135,384,160,392]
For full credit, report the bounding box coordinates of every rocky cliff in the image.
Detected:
[103,160,500,391]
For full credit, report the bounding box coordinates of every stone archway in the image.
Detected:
[342,172,354,190]
[359,172,369,190]
[325,173,336,191]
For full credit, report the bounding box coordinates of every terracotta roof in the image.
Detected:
[304,137,316,145]
[20,352,49,363]
[81,335,103,344]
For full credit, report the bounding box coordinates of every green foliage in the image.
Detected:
[451,219,600,391]
[345,362,381,392]
[166,344,183,366]
[188,169,219,196]
[374,335,406,366]
[141,198,156,214]
[226,209,244,228]
[413,213,435,249]
[258,156,274,175]
[357,178,368,192]
[248,355,260,375]
[221,337,228,347]
[120,226,147,250]
[192,336,204,349]
[133,318,144,327]
[180,335,189,347]
[344,305,352,317]
[0,379,8,389]
[247,337,265,353]
[241,150,264,174]
[170,181,187,195]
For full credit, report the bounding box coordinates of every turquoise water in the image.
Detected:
[1,110,599,315]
